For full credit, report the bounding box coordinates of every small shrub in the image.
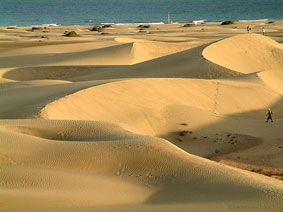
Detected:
[6,26,17,29]
[91,25,103,32]
[221,20,235,25]
[32,27,43,31]
[183,23,195,27]
[264,172,273,177]
[64,31,79,37]
[138,25,150,30]
[103,24,112,28]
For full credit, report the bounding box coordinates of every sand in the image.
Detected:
[1,20,283,212]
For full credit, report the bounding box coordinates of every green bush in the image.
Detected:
[90,25,103,32]
[64,31,79,37]
[102,24,112,28]
[183,23,195,27]
[32,27,43,31]
[138,25,150,30]
[6,26,17,29]
[221,20,235,25]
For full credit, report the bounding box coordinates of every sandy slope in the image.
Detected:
[1,119,283,212]
[40,78,282,134]
[1,22,283,211]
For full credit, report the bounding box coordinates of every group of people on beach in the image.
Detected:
[247,25,266,35]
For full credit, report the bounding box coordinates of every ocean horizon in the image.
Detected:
[1,0,283,26]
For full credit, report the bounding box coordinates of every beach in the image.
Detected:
[1,20,283,211]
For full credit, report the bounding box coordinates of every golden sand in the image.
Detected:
[1,21,283,211]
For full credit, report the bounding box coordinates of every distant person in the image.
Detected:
[266,108,273,122]
[262,27,266,35]
[247,25,251,33]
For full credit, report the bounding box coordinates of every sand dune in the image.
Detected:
[1,42,241,82]
[1,119,283,211]
[203,34,283,74]
[0,38,198,69]
[0,80,118,119]
[0,42,134,67]
[1,23,283,212]
[40,78,282,134]
[0,39,118,57]
[257,69,283,93]
[116,37,200,64]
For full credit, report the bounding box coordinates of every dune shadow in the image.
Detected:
[2,65,128,81]
[146,179,263,204]
[144,96,283,204]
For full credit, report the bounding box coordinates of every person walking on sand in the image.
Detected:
[262,27,266,35]
[247,25,251,33]
[266,108,273,122]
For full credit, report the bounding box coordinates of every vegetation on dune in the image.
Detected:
[138,25,151,30]
[102,24,112,28]
[90,25,103,32]
[64,31,80,37]
[90,25,112,32]
[221,20,235,25]
[6,26,17,29]
[183,23,195,27]
[31,27,43,31]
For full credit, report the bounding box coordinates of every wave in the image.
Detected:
[239,19,268,22]
[29,24,60,27]
[193,20,207,24]
[40,23,60,27]
[101,22,165,26]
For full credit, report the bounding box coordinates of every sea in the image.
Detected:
[1,0,283,26]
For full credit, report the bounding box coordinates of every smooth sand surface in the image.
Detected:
[1,20,283,211]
